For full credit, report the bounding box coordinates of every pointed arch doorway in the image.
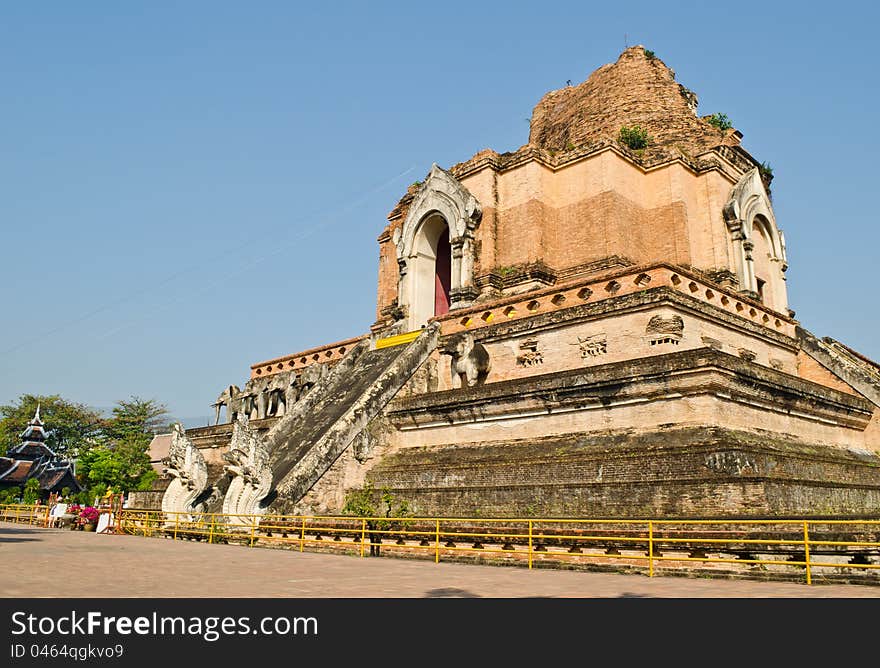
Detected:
[407,213,451,328]
[395,164,482,331]
[434,226,451,317]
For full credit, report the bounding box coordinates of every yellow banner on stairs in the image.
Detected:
[374,330,422,349]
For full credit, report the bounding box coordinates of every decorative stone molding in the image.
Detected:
[221,414,272,528]
[704,268,738,289]
[704,451,756,476]
[516,338,544,367]
[161,423,210,523]
[574,334,607,358]
[646,314,684,345]
[723,168,788,311]
[351,429,376,464]
[700,335,723,351]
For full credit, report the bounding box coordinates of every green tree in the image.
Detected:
[342,482,410,556]
[77,437,157,494]
[74,396,165,494]
[22,478,41,504]
[0,394,102,458]
[100,397,170,449]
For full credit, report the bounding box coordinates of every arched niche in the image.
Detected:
[395,164,482,331]
[722,168,789,314]
[405,213,451,327]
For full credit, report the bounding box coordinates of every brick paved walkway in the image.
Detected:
[3,522,878,598]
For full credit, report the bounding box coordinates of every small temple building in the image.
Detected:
[0,406,81,498]
[153,46,880,520]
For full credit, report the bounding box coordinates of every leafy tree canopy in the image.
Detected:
[82,396,167,492]
[342,482,411,556]
[22,478,41,504]
[343,482,410,523]
[0,394,102,458]
[99,396,170,449]
[1,393,167,496]
[77,436,158,493]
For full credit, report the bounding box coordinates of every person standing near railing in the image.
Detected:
[48,499,58,527]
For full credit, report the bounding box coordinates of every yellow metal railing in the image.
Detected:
[1,503,52,527]
[4,505,880,585]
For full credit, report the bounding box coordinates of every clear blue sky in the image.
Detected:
[2,2,878,423]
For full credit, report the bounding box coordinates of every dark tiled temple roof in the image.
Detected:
[1,459,34,483]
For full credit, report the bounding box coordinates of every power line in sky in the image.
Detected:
[1,164,417,356]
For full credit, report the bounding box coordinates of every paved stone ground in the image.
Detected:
[3,522,879,598]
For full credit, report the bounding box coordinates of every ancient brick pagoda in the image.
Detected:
[157,46,880,520]
[0,406,81,497]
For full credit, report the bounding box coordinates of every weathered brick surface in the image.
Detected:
[388,347,874,453]
[415,291,800,392]
[371,47,761,326]
[797,349,858,395]
[528,46,737,162]
[367,427,880,518]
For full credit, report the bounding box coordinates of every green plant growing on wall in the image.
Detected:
[618,125,650,150]
[643,48,656,60]
[706,113,733,131]
[759,161,773,180]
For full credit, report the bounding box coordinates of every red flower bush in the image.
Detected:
[77,506,99,525]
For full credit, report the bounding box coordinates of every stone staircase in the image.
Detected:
[265,324,439,511]
[798,326,880,407]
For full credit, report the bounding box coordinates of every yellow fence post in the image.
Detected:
[803,521,812,586]
[528,520,533,570]
[208,515,215,544]
[143,512,149,537]
[300,517,306,552]
[360,519,366,558]
[43,503,51,528]
[249,515,257,548]
[648,521,654,578]
[174,513,179,541]
[435,519,440,564]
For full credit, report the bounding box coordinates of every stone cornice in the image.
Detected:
[447,141,744,187]
[432,262,797,343]
[250,334,368,379]
[387,347,873,432]
[469,286,798,351]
